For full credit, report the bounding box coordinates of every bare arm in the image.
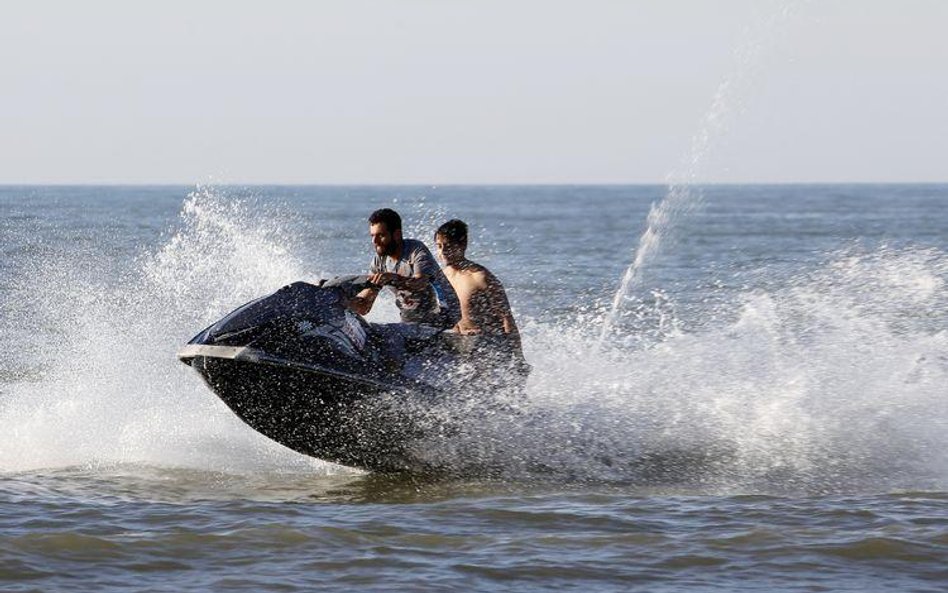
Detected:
[487,273,524,356]
[348,287,379,316]
[369,271,429,293]
[351,270,431,316]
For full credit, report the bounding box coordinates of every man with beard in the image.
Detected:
[348,208,461,329]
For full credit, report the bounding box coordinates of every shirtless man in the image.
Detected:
[349,208,460,329]
[434,219,524,360]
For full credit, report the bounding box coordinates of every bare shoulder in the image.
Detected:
[469,264,506,290]
[475,267,511,311]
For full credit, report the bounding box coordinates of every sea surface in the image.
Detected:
[1,184,946,592]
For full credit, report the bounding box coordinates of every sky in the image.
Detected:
[2,0,947,184]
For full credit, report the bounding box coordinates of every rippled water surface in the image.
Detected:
[2,185,947,591]
[3,469,947,592]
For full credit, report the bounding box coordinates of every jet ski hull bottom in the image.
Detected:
[189,354,435,473]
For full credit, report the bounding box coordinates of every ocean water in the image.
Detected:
[1,184,946,592]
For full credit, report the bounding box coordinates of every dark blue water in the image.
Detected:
[2,185,947,591]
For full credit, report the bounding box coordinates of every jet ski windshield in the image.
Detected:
[194,277,375,347]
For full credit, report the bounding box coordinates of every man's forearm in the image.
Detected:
[349,296,373,315]
[392,274,429,292]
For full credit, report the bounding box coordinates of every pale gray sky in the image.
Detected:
[2,0,946,184]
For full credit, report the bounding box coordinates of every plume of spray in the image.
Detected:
[600,1,804,345]
[426,245,948,492]
[0,187,348,475]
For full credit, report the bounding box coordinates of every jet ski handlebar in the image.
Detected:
[318,274,382,299]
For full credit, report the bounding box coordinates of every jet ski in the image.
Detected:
[177,276,529,474]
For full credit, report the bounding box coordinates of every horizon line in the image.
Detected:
[2,180,948,188]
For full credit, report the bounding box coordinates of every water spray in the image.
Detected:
[599,1,803,345]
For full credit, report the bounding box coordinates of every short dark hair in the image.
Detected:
[368,208,402,232]
[435,219,468,245]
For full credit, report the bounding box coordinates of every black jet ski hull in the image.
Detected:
[178,278,528,474]
[185,351,434,473]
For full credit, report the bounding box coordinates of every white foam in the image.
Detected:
[0,187,349,475]
[447,246,948,492]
